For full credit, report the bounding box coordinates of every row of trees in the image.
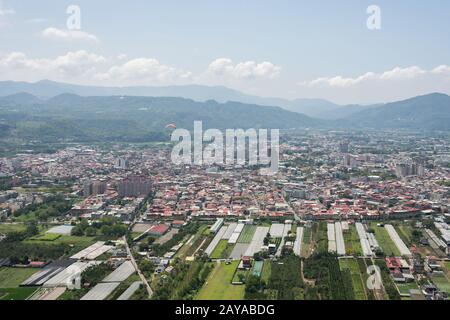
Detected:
[71,217,127,238]
[152,255,212,300]
[0,241,68,264]
[150,222,201,257]
[2,220,40,242]
[303,252,355,300]
[13,195,72,221]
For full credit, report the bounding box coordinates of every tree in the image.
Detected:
[71,226,84,236]
[25,220,39,237]
[139,259,155,275]
[85,227,97,237]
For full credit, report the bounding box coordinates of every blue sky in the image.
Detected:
[1,0,449,104]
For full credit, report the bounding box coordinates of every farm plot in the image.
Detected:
[222,223,238,240]
[81,282,120,300]
[275,224,291,257]
[196,261,245,300]
[204,226,227,256]
[229,243,250,260]
[0,268,39,288]
[301,227,312,258]
[371,223,401,257]
[29,233,61,241]
[339,258,367,300]
[344,225,363,256]
[269,224,285,238]
[0,223,26,234]
[210,240,228,259]
[385,225,412,257]
[431,274,450,294]
[293,227,304,256]
[0,287,37,300]
[71,241,114,260]
[237,225,257,243]
[103,261,135,283]
[396,282,420,297]
[245,227,270,257]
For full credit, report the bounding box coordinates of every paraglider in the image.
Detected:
[165,123,177,130]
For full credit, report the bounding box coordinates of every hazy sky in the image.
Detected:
[1,0,449,104]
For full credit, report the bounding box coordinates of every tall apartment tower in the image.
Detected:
[115,157,129,170]
[118,176,152,198]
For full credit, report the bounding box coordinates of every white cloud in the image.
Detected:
[0,51,193,85]
[380,66,425,80]
[432,65,450,75]
[207,58,281,80]
[0,6,14,16]
[301,65,447,88]
[95,58,192,85]
[0,50,107,82]
[298,65,450,104]
[41,27,99,43]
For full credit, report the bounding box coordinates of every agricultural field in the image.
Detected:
[196,261,245,300]
[107,274,141,300]
[267,255,304,300]
[396,282,420,296]
[301,227,312,258]
[0,267,39,288]
[343,226,362,256]
[0,223,26,235]
[443,261,450,278]
[176,225,209,258]
[371,223,401,256]
[237,225,257,244]
[431,274,450,294]
[395,224,413,246]
[261,260,271,283]
[315,222,328,253]
[0,287,37,300]
[339,258,367,300]
[25,235,95,248]
[210,240,228,259]
[29,233,62,242]
[303,253,354,300]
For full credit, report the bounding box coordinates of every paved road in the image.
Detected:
[123,236,153,299]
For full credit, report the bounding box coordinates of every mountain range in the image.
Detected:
[0,92,319,143]
[0,80,368,119]
[0,80,449,144]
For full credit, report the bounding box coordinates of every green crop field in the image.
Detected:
[339,258,367,300]
[196,261,245,300]
[0,223,27,235]
[431,274,450,294]
[237,225,257,244]
[396,225,413,246]
[371,223,401,256]
[301,227,312,258]
[344,226,362,256]
[0,287,37,300]
[210,240,228,259]
[25,235,95,252]
[29,233,62,241]
[261,260,272,283]
[0,268,39,288]
[396,282,420,296]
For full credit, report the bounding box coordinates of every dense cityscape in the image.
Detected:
[1,130,449,300]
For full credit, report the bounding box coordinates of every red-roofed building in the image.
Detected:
[148,224,170,237]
